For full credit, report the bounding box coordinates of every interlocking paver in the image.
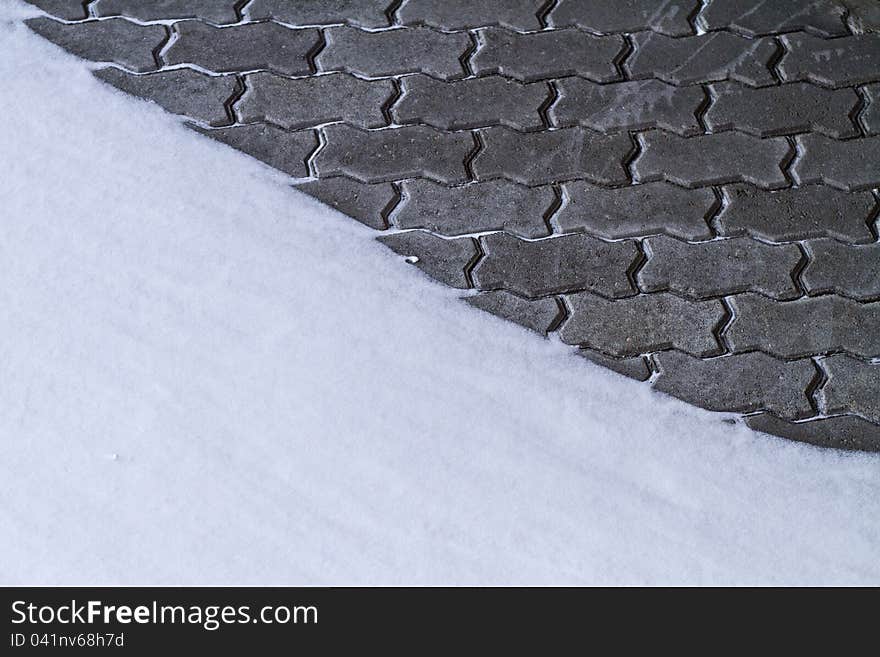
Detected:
[633,132,790,189]
[315,125,473,184]
[560,293,726,357]
[245,0,391,28]
[548,0,696,36]
[29,0,880,451]
[578,350,653,382]
[551,79,703,135]
[793,134,880,191]
[164,21,319,76]
[727,294,880,359]
[473,233,638,298]
[239,72,394,130]
[24,0,88,20]
[556,182,716,241]
[394,75,546,131]
[864,84,880,134]
[395,180,553,238]
[25,17,166,73]
[191,124,316,177]
[95,0,240,24]
[464,291,562,335]
[472,126,632,186]
[716,184,877,243]
[317,26,470,80]
[779,33,880,88]
[820,355,880,423]
[294,177,395,230]
[802,240,880,301]
[471,28,624,83]
[398,0,543,31]
[377,231,478,289]
[95,67,238,126]
[705,82,860,138]
[746,413,880,451]
[639,236,802,300]
[654,351,815,419]
[701,0,847,37]
[627,32,777,86]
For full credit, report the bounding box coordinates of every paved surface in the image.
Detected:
[22,0,880,450]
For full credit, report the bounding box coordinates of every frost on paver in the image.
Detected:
[701,0,848,37]
[548,0,695,36]
[23,0,880,450]
[551,79,704,136]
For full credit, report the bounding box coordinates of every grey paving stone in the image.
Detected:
[239,72,393,130]
[315,125,472,184]
[863,84,880,134]
[640,236,802,300]
[716,184,877,243]
[95,0,239,23]
[745,413,880,451]
[633,132,790,189]
[627,32,777,86]
[472,126,631,186]
[802,240,880,301]
[473,233,639,298]
[793,134,880,191]
[464,291,562,335]
[820,355,880,423]
[560,292,726,357]
[779,33,880,88]
[556,182,716,241]
[705,82,860,139]
[394,75,546,131]
[727,294,880,359]
[701,0,847,37]
[164,21,319,76]
[578,350,653,382]
[845,0,880,33]
[551,79,703,136]
[245,0,391,28]
[548,0,696,36]
[653,351,816,419]
[94,67,237,126]
[317,26,470,80]
[190,123,316,177]
[34,0,880,451]
[471,28,624,83]
[23,0,88,20]
[395,180,553,238]
[25,17,165,73]
[294,178,395,230]
[398,0,543,31]
[377,231,477,289]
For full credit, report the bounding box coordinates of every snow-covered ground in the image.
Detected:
[2,2,879,585]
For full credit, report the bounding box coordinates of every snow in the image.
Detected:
[2,2,879,585]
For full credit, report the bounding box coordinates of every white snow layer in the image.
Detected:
[1,4,879,585]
